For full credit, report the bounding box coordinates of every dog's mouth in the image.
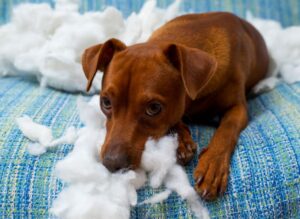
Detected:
[105,162,139,173]
[118,165,135,173]
[101,127,172,173]
[167,127,177,135]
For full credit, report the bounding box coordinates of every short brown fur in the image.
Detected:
[82,12,269,200]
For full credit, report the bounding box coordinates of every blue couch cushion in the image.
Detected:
[0,76,299,218]
[1,0,300,27]
[1,0,300,218]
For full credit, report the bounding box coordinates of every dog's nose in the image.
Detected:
[102,153,130,172]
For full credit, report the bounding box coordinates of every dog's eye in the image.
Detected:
[146,102,162,116]
[101,97,112,111]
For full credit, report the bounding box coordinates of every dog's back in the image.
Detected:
[149,12,269,96]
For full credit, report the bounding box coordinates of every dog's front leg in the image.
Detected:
[194,103,248,200]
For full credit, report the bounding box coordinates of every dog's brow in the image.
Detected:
[140,93,165,104]
[101,85,117,97]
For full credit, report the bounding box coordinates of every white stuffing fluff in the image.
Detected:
[0,0,181,92]
[16,115,53,145]
[141,136,178,188]
[26,143,47,156]
[12,1,300,218]
[139,190,172,204]
[16,116,78,155]
[165,165,210,219]
[1,1,300,93]
[246,12,300,93]
[141,138,209,219]
[47,126,78,147]
[17,96,210,219]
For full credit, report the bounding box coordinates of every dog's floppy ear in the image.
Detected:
[164,44,217,100]
[81,38,126,92]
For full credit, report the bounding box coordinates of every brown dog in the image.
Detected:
[81,12,269,200]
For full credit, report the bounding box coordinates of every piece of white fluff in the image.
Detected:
[16,115,53,145]
[139,190,172,205]
[0,0,181,92]
[141,136,209,219]
[17,95,209,219]
[16,116,77,155]
[1,1,300,94]
[141,136,178,188]
[246,12,300,93]
[27,126,77,155]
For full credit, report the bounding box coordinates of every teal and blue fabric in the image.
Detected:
[0,78,299,218]
[1,0,300,27]
[1,0,300,218]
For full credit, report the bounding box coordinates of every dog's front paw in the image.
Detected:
[193,148,230,200]
[176,135,197,165]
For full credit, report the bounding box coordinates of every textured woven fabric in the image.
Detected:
[0,76,299,218]
[0,0,300,27]
[1,1,300,218]
[0,77,81,218]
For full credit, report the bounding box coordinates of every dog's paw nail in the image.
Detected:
[196,175,203,184]
[180,152,186,159]
[202,189,208,198]
[178,153,185,160]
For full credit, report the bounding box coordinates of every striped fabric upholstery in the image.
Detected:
[1,1,300,218]
[0,0,300,27]
[0,77,299,218]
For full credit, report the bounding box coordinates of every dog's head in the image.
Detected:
[82,38,217,172]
